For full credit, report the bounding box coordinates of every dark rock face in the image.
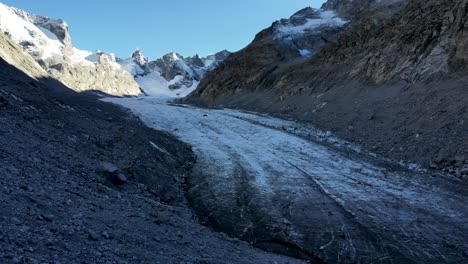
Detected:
[154,52,193,82]
[324,0,468,84]
[321,0,408,19]
[186,0,467,175]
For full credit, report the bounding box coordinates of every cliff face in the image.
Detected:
[311,0,468,85]
[0,31,47,80]
[0,3,141,96]
[186,0,467,175]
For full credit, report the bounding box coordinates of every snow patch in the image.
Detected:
[276,10,347,37]
[119,58,145,76]
[37,26,59,41]
[299,49,311,56]
[134,71,198,98]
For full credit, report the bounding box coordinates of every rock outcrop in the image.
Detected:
[187,0,467,174]
[0,2,141,96]
[0,31,47,80]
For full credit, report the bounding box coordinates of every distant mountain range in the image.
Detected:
[0,2,230,97]
[118,49,230,98]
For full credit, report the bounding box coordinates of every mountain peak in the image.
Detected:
[132,49,148,66]
[119,49,231,97]
[160,52,183,62]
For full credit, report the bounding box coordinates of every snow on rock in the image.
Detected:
[276,9,348,37]
[299,49,312,56]
[118,50,230,98]
[0,3,63,60]
[269,7,348,58]
[0,2,140,96]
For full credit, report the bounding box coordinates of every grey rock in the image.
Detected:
[87,230,99,241]
[98,162,118,174]
[98,162,127,185]
[38,214,54,222]
[101,231,111,239]
[112,173,127,185]
[322,0,408,19]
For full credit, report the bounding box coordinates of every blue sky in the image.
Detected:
[1,0,326,59]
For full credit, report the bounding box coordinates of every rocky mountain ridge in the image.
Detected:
[188,4,350,102]
[186,0,467,176]
[118,49,231,98]
[0,2,141,96]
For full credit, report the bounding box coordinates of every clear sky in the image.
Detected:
[1,0,326,59]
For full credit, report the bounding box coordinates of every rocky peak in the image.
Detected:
[282,7,322,26]
[154,52,193,81]
[210,50,231,61]
[118,49,231,96]
[9,6,74,56]
[188,54,205,68]
[160,52,183,63]
[131,49,148,67]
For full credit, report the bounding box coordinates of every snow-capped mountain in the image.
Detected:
[0,2,140,96]
[189,6,349,101]
[118,50,230,98]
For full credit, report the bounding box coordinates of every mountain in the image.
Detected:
[118,49,230,98]
[186,0,467,175]
[0,2,141,96]
[187,5,351,102]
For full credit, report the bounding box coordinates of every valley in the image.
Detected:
[0,0,467,263]
[106,97,468,263]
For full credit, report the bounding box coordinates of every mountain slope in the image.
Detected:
[186,0,467,176]
[0,26,47,80]
[118,50,230,98]
[0,2,140,96]
[188,6,348,101]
